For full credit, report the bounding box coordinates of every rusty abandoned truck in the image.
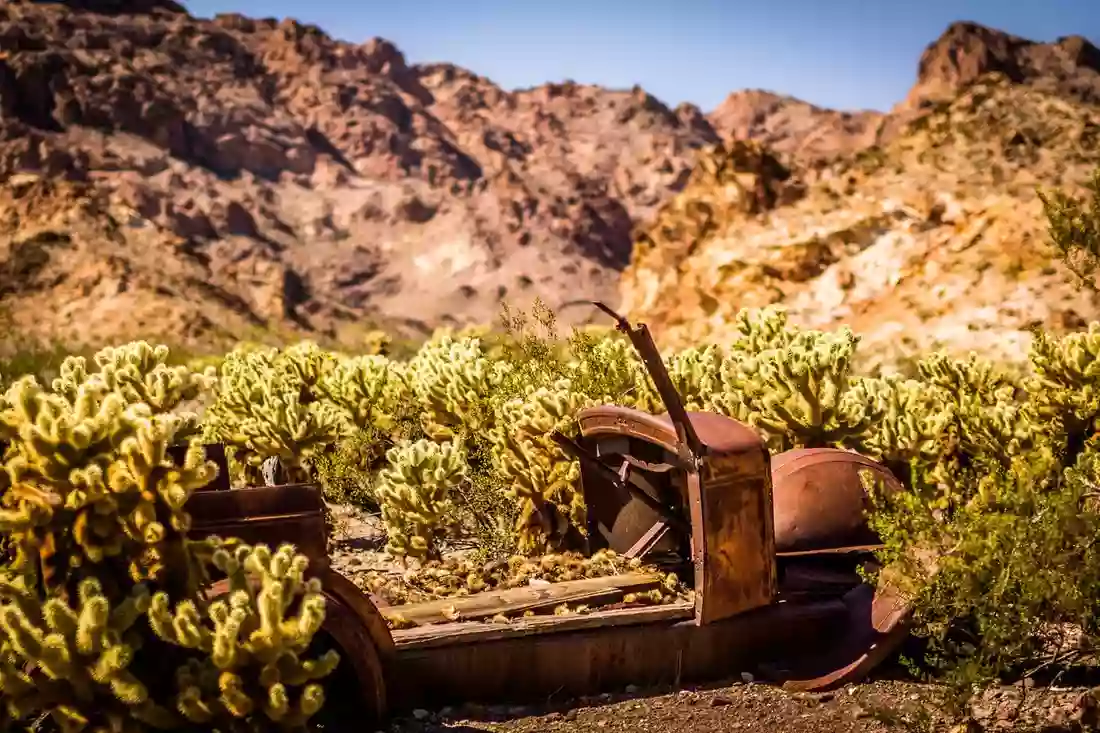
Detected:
[182,304,913,724]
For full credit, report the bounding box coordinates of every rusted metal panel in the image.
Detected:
[386,597,848,711]
[691,445,776,624]
[576,406,776,626]
[186,483,329,566]
[771,448,902,555]
[168,442,231,491]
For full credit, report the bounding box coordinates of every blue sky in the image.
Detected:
[184,0,1099,112]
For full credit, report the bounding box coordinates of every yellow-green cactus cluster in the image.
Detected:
[202,344,349,485]
[198,340,417,508]
[618,342,725,414]
[727,304,797,354]
[489,380,593,554]
[661,345,726,412]
[310,354,413,506]
[0,577,160,732]
[0,342,338,733]
[405,335,510,442]
[0,375,216,585]
[1026,323,1100,442]
[902,352,1038,506]
[316,354,409,434]
[852,375,944,469]
[148,543,339,729]
[563,333,651,407]
[715,325,882,451]
[53,341,216,413]
[376,439,468,560]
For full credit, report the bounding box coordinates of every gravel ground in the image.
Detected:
[374,676,1100,733]
[384,680,919,733]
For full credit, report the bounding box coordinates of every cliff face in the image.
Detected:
[620,24,1100,366]
[0,6,1096,358]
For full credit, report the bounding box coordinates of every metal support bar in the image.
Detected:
[624,520,674,560]
[590,302,705,466]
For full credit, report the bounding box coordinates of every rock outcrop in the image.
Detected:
[622,26,1100,366]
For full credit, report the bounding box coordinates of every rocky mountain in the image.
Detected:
[621,22,1100,367]
[0,0,723,350]
[0,3,1096,362]
[707,90,881,162]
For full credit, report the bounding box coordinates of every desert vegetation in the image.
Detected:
[3,172,1100,732]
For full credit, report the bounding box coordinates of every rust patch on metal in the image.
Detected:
[771,448,902,555]
[186,483,329,567]
[691,446,776,624]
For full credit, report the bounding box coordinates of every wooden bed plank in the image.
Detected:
[393,601,694,650]
[381,572,661,627]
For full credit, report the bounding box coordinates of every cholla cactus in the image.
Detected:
[631,344,726,413]
[376,439,468,560]
[50,341,216,437]
[317,354,409,434]
[203,346,349,485]
[406,335,510,442]
[901,352,1039,508]
[307,354,416,511]
[564,333,651,408]
[1027,324,1100,446]
[715,326,881,450]
[148,543,339,729]
[728,305,796,355]
[0,345,338,732]
[0,577,172,731]
[490,379,592,554]
[0,375,216,585]
[854,375,946,470]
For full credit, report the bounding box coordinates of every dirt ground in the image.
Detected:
[373,676,1097,733]
[367,673,1100,730]
[382,680,921,733]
